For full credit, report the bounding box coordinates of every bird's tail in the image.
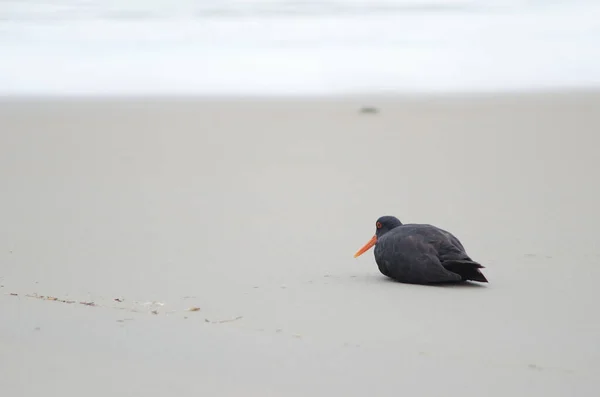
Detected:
[442,260,488,283]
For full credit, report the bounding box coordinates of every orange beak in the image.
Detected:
[353,235,377,258]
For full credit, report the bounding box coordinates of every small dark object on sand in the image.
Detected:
[359,106,379,114]
[354,216,488,285]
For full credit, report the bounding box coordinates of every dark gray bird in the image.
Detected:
[354,216,488,284]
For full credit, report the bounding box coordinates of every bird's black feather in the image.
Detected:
[369,216,488,285]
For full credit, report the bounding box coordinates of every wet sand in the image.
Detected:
[1,92,599,396]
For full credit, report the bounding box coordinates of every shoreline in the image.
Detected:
[2,86,600,100]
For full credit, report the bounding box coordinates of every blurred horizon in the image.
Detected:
[1,0,599,96]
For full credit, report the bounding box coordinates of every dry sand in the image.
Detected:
[1,92,599,396]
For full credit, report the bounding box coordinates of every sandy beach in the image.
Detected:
[1,91,599,396]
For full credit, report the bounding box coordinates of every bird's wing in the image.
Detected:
[419,225,472,262]
[378,233,462,283]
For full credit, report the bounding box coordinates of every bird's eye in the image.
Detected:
[376,222,382,229]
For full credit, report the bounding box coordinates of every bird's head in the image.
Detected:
[353,216,403,258]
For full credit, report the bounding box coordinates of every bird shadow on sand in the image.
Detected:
[342,274,488,289]
[379,276,488,289]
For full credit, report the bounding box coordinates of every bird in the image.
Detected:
[353,216,488,284]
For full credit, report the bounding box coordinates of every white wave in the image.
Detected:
[1,0,599,95]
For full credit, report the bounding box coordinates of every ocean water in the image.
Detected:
[1,0,599,95]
